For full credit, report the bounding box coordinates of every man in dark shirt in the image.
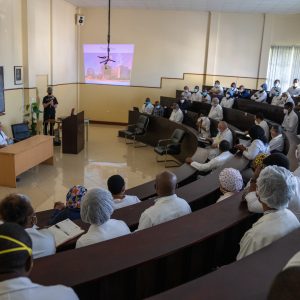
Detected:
[43,86,58,135]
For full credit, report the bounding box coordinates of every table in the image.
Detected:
[0,135,54,187]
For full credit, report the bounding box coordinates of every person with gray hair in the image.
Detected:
[76,188,130,248]
[169,103,184,124]
[208,97,223,121]
[237,166,300,260]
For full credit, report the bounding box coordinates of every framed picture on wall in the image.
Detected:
[14,66,23,85]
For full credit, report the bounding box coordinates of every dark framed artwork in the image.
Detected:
[14,66,23,85]
[0,67,4,114]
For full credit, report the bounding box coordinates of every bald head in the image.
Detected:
[155,171,177,197]
[218,121,228,132]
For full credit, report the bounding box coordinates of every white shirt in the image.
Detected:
[191,91,202,102]
[169,109,184,124]
[0,130,8,146]
[270,86,281,97]
[269,134,284,152]
[201,94,211,104]
[197,117,211,138]
[191,151,233,173]
[0,277,78,300]
[287,86,300,97]
[213,128,233,148]
[181,91,192,100]
[141,103,154,115]
[208,104,223,121]
[217,192,235,203]
[257,120,269,140]
[245,175,300,221]
[284,251,300,270]
[220,97,235,108]
[282,110,298,134]
[76,219,130,248]
[271,95,282,106]
[112,195,141,210]
[25,227,56,259]
[210,85,224,96]
[137,194,191,230]
[242,139,270,160]
[237,209,300,260]
[251,90,267,102]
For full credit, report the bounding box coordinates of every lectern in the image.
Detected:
[62,111,85,154]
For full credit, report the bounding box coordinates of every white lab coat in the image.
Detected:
[181,91,192,100]
[212,128,233,148]
[201,94,211,104]
[251,90,267,102]
[216,192,235,203]
[220,97,235,108]
[270,86,281,97]
[141,103,154,115]
[25,227,56,259]
[237,209,300,260]
[210,85,224,96]
[257,120,270,140]
[76,219,130,248]
[197,117,211,138]
[0,130,8,146]
[287,86,300,97]
[169,109,184,124]
[0,277,78,300]
[275,96,295,107]
[284,251,300,270]
[269,134,284,152]
[271,95,282,106]
[112,195,141,210]
[282,110,299,134]
[208,104,223,121]
[242,139,270,160]
[191,91,202,102]
[245,175,300,221]
[191,151,233,173]
[137,194,191,230]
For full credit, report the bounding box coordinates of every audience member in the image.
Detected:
[76,188,130,248]
[169,103,184,124]
[209,80,224,96]
[0,223,78,299]
[181,86,192,100]
[278,92,295,107]
[201,89,211,104]
[152,101,164,117]
[255,112,270,140]
[270,88,282,106]
[141,98,154,115]
[48,185,87,225]
[178,96,190,112]
[251,83,268,102]
[0,194,56,259]
[208,98,223,121]
[0,122,13,148]
[237,165,300,260]
[186,140,233,173]
[107,175,141,209]
[137,171,191,230]
[287,78,300,97]
[269,125,284,153]
[220,90,235,108]
[282,102,298,134]
[237,85,251,99]
[236,125,269,161]
[269,79,281,98]
[228,82,238,95]
[191,86,202,102]
[196,114,211,138]
[217,168,243,202]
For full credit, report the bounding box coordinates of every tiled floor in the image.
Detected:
[0,125,165,212]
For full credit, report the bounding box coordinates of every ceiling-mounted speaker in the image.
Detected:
[76,14,85,25]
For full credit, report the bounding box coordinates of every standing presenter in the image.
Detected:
[43,86,58,135]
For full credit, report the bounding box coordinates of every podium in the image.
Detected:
[62,111,85,154]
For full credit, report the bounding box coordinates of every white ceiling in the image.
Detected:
[66,0,300,14]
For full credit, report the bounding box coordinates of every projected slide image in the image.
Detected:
[84,44,134,86]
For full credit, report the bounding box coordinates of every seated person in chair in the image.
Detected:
[251,83,268,103]
[200,89,211,104]
[269,125,284,153]
[209,80,224,97]
[282,102,298,134]
[152,101,164,117]
[196,114,211,139]
[237,85,251,99]
[141,98,154,115]
[169,103,184,124]
[220,90,235,108]
[0,122,13,148]
[208,98,223,121]
[43,86,58,136]
[191,86,202,102]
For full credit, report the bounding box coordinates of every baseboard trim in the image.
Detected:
[90,120,128,126]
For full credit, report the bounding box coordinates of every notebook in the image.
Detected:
[48,218,85,247]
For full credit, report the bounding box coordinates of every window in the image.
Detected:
[266,46,300,92]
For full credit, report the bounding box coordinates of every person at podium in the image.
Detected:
[43,87,58,136]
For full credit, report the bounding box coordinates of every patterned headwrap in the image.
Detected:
[253,153,269,170]
[219,168,243,192]
[66,185,87,209]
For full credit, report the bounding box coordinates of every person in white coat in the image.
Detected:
[271,87,282,106]
[208,98,223,121]
[181,86,192,100]
[255,112,270,140]
[269,79,281,98]
[141,98,154,115]
[276,92,295,107]
[0,194,56,259]
[107,175,141,210]
[169,103,184,124]
[251,83,268,103]
[191,86,202,102]
[196,114,211,138]
[137,171,191,230]
[200,89,211,104]
[0,223,78,300]
[235,125,270,161]
[287,78,300,97]
[76,188,130,248]
[282,102,298,134]
[269,125,284,153]
[244,153,300,221]
[220,91,235,108]
[209,80,224,96]
[237,165,300,260]
[186,140,233,173]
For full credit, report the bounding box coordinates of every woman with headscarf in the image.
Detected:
[237,165,300,260]
[48,185,87,225]
[76,188,130,248]
[217,168,244,202]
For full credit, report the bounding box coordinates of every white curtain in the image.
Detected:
[290,46,300,85]
[266,46,293,92]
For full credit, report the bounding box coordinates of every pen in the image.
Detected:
[55,224,70,236]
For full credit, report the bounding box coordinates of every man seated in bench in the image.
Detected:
[255,112,269,140]
[76,188,130,248]
[250,83,268,103]
[269,125,284,153]
[169,103,184,124]
[0,223,78,300]
[208,98,223,122]
[237,165,300,260]
[0,194,56,259]
[0,122,13,148]
[282,102,299,134]
[185,140,233,174]
[136,171,191,231]
[107,175,141,210]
